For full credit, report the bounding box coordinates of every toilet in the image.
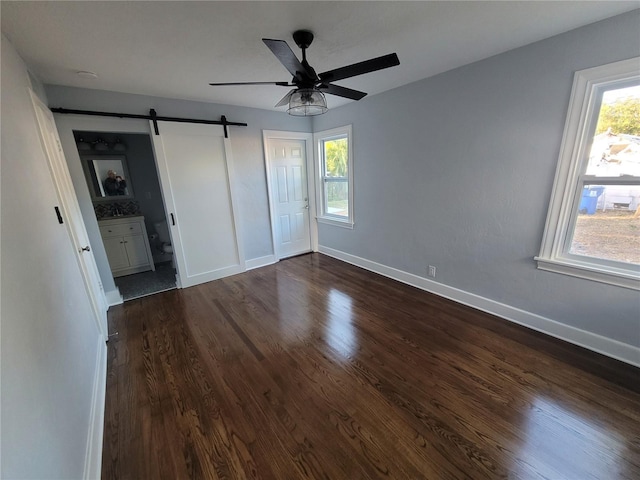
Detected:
[154,219,173,254]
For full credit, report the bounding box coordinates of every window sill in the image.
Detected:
[535,256,640,290]
[317,217,354,229]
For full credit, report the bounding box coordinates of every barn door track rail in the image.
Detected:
[50,107,247,138]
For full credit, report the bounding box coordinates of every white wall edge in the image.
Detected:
[318,246,640,368]
[245,254,278,271]
[105,287,123,307]
[83,335,108,480]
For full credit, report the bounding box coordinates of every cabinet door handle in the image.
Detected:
[170,213,176,226]
[80,245,91,252]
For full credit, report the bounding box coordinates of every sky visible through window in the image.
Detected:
[602,85,640,103]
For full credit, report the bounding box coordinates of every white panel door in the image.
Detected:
[30,91,108,339]
[151,121,244,288]
[267,138,311,258]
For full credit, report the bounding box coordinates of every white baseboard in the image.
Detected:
[245,254,278,271]
[318,246,640,368]
[83,335,107,480]
[105,287,123,306]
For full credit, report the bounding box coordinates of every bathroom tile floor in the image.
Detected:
[114,261,177,301]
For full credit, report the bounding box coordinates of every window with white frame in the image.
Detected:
[315,125,354,227]
[536,57,640,290]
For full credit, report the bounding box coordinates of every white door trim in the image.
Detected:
[30,90,109,339]
[223,134,247,269]
[52,114,152,305]
[263,130,317,259]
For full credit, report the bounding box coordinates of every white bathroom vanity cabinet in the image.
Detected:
[99,215,155,277]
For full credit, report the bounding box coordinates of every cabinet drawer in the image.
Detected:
[99,222,143,237]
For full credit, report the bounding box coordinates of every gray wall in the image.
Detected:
[46,86,313,262]
[312,11,640,347]
[124,134,166,232]
[44,12,639,349]
[1,35,103,479]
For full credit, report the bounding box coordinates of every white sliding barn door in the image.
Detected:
[151,122,244,288]
[30,91,108,339]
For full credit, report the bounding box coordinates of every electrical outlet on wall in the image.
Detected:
[428,265,436,278]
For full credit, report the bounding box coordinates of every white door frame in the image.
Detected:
[30,90,108,339]
[263,130,318,258]
[53,114,153,305]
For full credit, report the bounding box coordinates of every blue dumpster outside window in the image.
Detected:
[578,186,605,214]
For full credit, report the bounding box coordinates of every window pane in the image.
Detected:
[570,83,640,264]
[536,58,640,288]
[316,125,353,225]
[586,84,640,177]
[569,184,640,264]
[323,137,348,177]
[325,180,349,217]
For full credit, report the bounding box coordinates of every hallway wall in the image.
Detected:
[1,35,105,479]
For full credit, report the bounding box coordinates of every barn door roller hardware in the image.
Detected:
[50,107,247,138]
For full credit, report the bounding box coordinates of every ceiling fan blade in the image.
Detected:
[275,89,297,108]
[319,53,400,83]
[262,39,308,78]
[209,81,292,86]
[318,83,367,101]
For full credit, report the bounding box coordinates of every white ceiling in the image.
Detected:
[2,1,638,112]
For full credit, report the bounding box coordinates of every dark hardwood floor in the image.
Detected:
[102,253,640,479]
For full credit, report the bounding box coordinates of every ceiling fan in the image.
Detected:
[209,30,400,116]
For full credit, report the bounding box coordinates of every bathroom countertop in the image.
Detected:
[98,214,144,221]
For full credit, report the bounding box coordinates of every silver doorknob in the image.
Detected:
[304,204,309,209]
[80,246,91,252]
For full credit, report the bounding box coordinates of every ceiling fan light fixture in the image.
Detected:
[288,89,327,116]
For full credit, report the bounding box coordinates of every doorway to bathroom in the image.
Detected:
[113,262,176,300]
[74,130,177,301]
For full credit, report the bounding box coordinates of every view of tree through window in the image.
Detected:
[322,137,349,217]
[569,85,640,265]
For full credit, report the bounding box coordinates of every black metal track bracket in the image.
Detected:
[150,108,160,135]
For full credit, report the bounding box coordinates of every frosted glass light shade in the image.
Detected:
[112,139,127,151]
[288,89,328,116]
[76,138,92,151]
